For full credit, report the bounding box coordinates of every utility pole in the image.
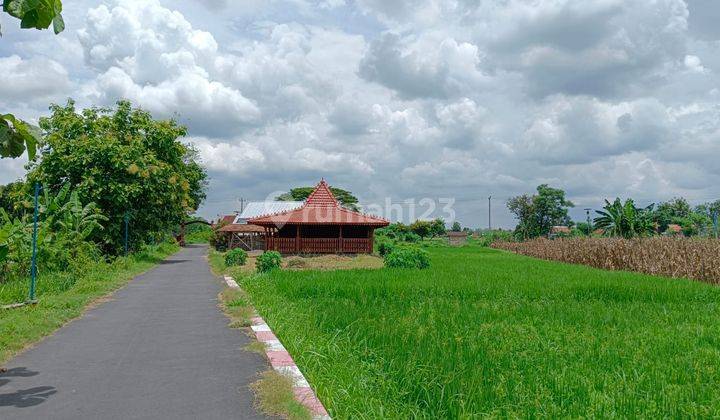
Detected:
[584,208,592,236]
[29,183,40,303]
[239,197,245,213]
[488,196,492,231]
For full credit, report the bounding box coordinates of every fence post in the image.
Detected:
[29,183,40,303]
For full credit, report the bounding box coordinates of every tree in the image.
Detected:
[695,200,720,236]
[653,197,713,236]
[507,185,574,239]
[1,114,39,160]
[1,0,65,35]
[451,221,462,232]
[429,218,446,237]
[575,222,591,236]
[277,186,359,211]
[593,198,655,238]
[27,100,207,254]
[653,197,691,232]
[409,220,432,239]
[0,181,30,218]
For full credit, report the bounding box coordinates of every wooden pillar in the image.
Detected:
[368,228,374,254]
[295,224,300,254]
[339,225,343,254]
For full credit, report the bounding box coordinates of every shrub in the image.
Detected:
[225,248,248,267]
[384,247,430,269]
[403,232,421,243]
[257,251,282,272]
[376,239,395,257]
[209,226,228,251]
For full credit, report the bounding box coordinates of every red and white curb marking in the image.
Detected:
[224,276,331,419]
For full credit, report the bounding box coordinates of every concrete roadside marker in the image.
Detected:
[226,276,331,420]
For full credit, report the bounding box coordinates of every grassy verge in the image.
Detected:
[0,242,179,364]
[241,246,720,418]
[251,371,312,420]
[214,263,311,420]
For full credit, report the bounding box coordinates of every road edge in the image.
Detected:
[224,275,331,420]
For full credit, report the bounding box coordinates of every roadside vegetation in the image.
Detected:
[1,100,206,362]
[241,246,720,418]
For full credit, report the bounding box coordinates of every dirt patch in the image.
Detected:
[283,254,383,271]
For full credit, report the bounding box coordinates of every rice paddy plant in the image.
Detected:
[493,237,720,284]
[241,247,720,418]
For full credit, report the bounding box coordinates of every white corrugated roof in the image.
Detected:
[233,201,304,224]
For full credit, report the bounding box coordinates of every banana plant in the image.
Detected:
[594,198,656,238]
[55,190,108,243]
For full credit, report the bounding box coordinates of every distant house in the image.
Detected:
[446,231,467,246]
[664,224,684,236]
[548,226,571,239]
[248,179,389,254]
[214,214,236,227]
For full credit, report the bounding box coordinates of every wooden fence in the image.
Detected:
[266,237,371,254]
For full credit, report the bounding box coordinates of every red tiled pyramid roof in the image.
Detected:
[248,180,389,227]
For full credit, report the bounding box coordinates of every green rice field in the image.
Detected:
[241,246,720,418]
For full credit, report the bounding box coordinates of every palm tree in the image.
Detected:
[594,198,655,238]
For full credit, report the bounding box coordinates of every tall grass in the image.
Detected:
[493,237,720,284]
[242,247,720,418]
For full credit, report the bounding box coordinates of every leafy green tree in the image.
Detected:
[276,186,359,211]
[0,181,30,218]
[695,200,720,236]
[507,185,574,239]
[409,220,432,239]
[594,198,655,238]
[429,218,446,237]
[27,100,207,254]
[1,0,64,35]
[451,221,462,232]
[653,197,692,232]
[575,222,591,236]
[695,200,720,220]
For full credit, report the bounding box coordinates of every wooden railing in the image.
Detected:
[341,238,370,253]
[266,237,371,254]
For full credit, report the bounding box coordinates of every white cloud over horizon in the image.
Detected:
[1,0,720,228]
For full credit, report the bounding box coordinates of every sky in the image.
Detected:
[1,0,719,229]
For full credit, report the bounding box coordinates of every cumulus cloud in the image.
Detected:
[0,55,71,103]
[359,33,490,99]
[78,0,261,136]
[521,96,675,164]
[2,0,720,228]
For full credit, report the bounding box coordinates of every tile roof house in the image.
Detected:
[248,179,389,254]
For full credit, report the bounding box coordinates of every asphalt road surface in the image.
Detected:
[0,244,266,419]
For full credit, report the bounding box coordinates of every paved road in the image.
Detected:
[0,244,267,419]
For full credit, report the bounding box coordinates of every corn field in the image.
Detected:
[492,237,720,284]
